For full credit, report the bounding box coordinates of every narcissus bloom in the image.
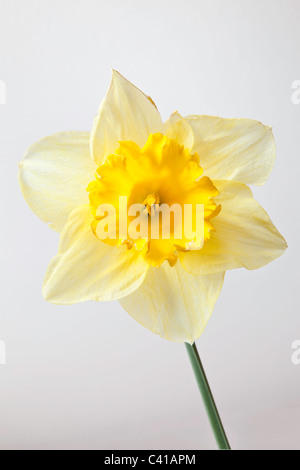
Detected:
[19,71,287,343]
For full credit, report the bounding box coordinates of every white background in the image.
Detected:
[0,0,299,450]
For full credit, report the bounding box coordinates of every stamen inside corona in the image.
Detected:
[144,193,160,215]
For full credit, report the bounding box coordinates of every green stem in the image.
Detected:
[185,342,231,450]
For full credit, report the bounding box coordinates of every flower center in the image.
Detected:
[143,193,160,215]
[87,133,221,267]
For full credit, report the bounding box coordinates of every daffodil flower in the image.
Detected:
[18,70,286,344]
[18,71,287,449]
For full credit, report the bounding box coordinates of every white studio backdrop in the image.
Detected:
[0,0,299,450]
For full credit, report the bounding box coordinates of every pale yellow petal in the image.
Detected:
[186,115,275,186]
[18,132,97,233]
[119,262,225,343]
[43,205,149,303]
[180,180,287,274]
[90,71,163,164]
[163,111,194,149]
